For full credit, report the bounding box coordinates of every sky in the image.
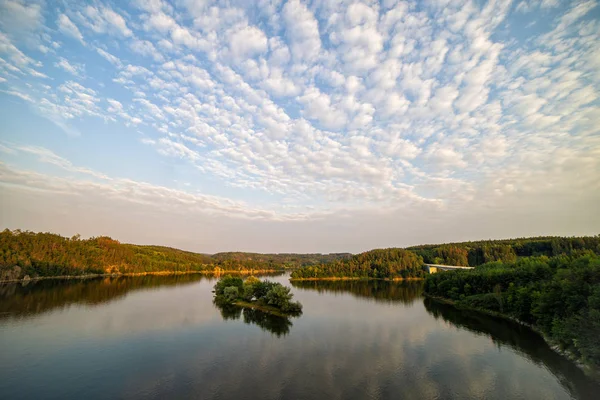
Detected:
[0,0,599,254]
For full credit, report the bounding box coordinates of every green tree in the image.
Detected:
[223,286,239,302]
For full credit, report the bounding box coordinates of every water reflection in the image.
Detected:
[0,272,284,320]
[212,297,298,337]
[424,298,600,399]
[290,279,423,304]
[1,274,599,400]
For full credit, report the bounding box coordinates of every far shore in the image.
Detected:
[289,276,424,282]
[0,269,284,284]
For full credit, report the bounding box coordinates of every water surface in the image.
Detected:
[0,274,598,399]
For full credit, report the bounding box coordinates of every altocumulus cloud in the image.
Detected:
[0,0,599,252]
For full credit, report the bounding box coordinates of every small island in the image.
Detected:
[213,275,303,317]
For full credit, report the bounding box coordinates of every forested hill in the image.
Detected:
[2,230,598,281]
[210,252,351,269]
[423,253,600,372]
[290,235,600,280]
[0,230,350,281]
[290,248,425,280]
[407,236,600,267]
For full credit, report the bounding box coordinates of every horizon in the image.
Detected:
[1,0,599,254]
[3,228,598,256]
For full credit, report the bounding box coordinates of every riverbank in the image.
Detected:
[0,269,284,284]
[424,293,600,381]
[289,276,424,282]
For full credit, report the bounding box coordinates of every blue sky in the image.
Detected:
[0,0,599,253]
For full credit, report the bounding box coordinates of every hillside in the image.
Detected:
[290,235,600,280]
[290,248,425,280]
[0,230,349,281]
[423,253,600,372]
[407,236,600,266]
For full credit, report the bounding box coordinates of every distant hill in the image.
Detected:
[2,229,598,281]
[0,229,350,281]
[406,236,600,266]
[291,235,600,280]
[211,252,351,269]
[291,248,425,280]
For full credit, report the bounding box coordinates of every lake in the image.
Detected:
[0,273,598,399]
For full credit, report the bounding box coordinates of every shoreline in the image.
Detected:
[424,293,600,381]
[0,269,284,284]
[232,300,290,318]
[289,276,424,282]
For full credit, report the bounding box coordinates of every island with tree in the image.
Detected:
[213,275,302,318]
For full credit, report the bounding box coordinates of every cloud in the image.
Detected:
[57,14,85,43]
[96,47,122,66]
[1,0,599,251]
[54,57,84,76]
[78,5,133,37]
[229,26,268,59]
[0,0,44,42]
[298,87,347,130]
[130,39,164,62]
[282,0,322,63]
[0,145,315,222]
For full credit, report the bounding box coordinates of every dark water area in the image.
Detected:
[0,273,598,399]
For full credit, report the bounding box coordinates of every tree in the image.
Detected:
[213,275,243,296]
[223,286,239,302]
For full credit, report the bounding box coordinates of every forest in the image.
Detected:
[407,236,600,266]
[289,235,600,281]
[290,248,426,280]
[0,230,349,281]
[423,253,600,371]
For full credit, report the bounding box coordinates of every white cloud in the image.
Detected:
[298,87,347,130]
[2,0,599,250]
[0,0,44,42]
[282,0,321,63]
[96,47,122,66]
[79,5,133,37]
[229,26,268,59]
[57,14,85,43]
[54,57,84,76]
[144,11,176,33]
[130,39,164,62]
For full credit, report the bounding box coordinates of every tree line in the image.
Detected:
[424,253,600,371]
[290,248,426,280]
[290,236,600,280]
[408,236,600,266]
[0,230,349,280]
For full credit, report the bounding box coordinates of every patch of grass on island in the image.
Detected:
[213,275,303,317]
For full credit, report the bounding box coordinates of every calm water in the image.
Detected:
[1,273,598,400]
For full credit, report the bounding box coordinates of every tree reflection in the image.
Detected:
[290,279,423,304]
[213,296,297,337]
[424,298,600,399]
[0,272,285,320]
